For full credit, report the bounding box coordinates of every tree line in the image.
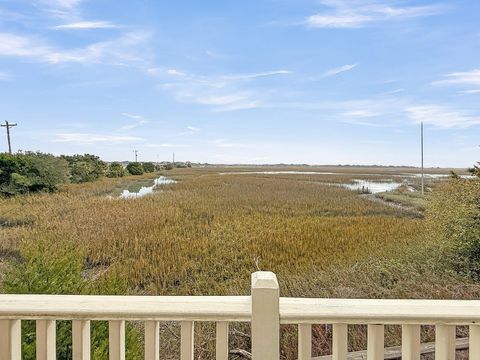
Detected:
[0,152,173,196]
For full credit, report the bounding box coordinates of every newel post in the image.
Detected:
[251,271,280,360]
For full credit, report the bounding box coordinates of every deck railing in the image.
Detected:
[1,271,480,359]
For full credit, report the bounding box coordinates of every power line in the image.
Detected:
[1,120,17,154]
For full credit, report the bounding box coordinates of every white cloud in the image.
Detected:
[44,0,83,8]
[406,105,480,129]
[121,113,144,120]
[211,139,253,148]
[53,21,119,30]
[0,31,150,66]
[433,69,480,87]
[343,109,380,117]
[54,133,143,144]
[323,63,358,77]
[150,68,287,112]
[187,126,201,132]
[167,69,186,77]
[307,1,445,28]
[118,113,147,131]
[144,143,189,148]
[0,72,10,81]
[459,89,480,95]
[223,70,290,81]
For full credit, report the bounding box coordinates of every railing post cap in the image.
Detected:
[251,271,279,290]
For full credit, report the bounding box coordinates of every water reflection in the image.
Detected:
[119,176,177,199]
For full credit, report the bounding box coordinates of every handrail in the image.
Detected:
[2,295,480,325]
[0,295,251,321]
[280,298,480,325]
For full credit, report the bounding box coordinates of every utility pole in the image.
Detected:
[173,152,175,167]
[134,149,138,162]
[1,120,17,154]
[421,122,424,196]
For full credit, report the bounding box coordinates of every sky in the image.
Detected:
[0,0,479,167]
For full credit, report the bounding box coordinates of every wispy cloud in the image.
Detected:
[53,133,143,144]
[0,31,150,66]
[150,68,289,112]
[323,63,358,77]
[211,139,253,148]
[178,126,201,136]
[432,69,480,87]
[306,1,445,28]
[53,21,119,30]
[144,143,189,148]
[459,89,480,95]
[406,105,480,129]
[0,72,10,81]
[343,109,380,117]
[118,113,147,131]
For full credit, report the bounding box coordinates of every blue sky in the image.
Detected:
[0,0,479,166]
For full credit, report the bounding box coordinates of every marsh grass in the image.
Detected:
[0,167,476,359]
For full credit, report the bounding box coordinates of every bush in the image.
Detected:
[142,162,155,173]
[107,162,127,178]
[3,238,142,359]
[0,152,69,196]
[126,162,144,175]
[426,179,480,279]
[62,154,107,183]
[469,162,480,177]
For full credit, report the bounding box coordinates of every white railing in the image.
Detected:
[1,271,480,359]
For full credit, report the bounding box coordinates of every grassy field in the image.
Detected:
[0,166,478,359]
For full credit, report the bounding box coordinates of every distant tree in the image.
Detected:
[0,152,69,196]
[107,162,127,178]
[469,162,480,178]
[61,154,107,183]
[126,162,144,175]
[142,162,155,173]
[450,170,460,179]
[164,162,174,170]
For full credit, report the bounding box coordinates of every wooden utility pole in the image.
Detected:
[421,122,424,196]
[1,121,17,154]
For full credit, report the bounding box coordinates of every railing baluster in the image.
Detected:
[144,321,160,360]
[36,320,56,360]
[435,325,455,360]
[333,323,348,360]
[470,325,480,360]
[367,324,384,360]
[72,320,91,360]
[298,324,312,360]
[402,324,420,360]
[109,320,126,360]
[215,321,228,360]
[180,321,194,360]
[0,320,21,360]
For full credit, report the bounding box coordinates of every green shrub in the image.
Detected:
[107,162,127,178]
[469,162,480,177]
[3,238,142,359]
[0,152,69,196]
[62,154,107,183]
[126,162,144,175]
[426,179,480,279]
[142,162,155,173]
